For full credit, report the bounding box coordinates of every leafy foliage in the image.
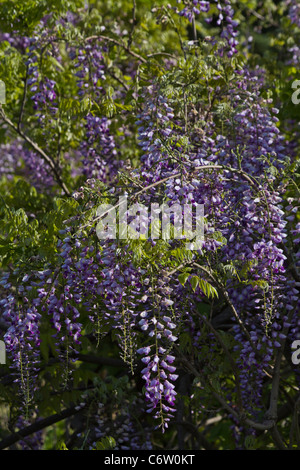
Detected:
[0,0,299,451]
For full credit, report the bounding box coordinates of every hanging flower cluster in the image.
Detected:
[0,0,300,450]
[176,0,239,56]
[80,114,119,182]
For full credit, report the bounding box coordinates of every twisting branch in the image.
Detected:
[0,105,71,197]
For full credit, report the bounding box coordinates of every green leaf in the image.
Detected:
[59,442,69,450]
[178,272,190,286]
[94,436,116,450]
[198,278,218,299]
[190,275,199,292]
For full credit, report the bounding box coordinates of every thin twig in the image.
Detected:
[147,52,178,60]
[85,35,147,64]
[193,262,253,344]
[18,64,29,131]
[176,350,275,432]
[0,105,70,196]
[127,0,137,49]
[198,308,243,412]
[81,163,259,231]
[0,402,88,450]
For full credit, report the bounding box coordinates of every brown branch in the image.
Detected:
[198,308,243,412]
[173,420,217,450]
[0,105,71,197]
[176,350,276,432]
[265,307,295,429]
[85,35,147,64]
[127,0,137,49]
[147,52,178,60]
[193,262,253,345]
[0,402,88,450]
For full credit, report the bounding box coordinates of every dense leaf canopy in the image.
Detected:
[0,0,300,451]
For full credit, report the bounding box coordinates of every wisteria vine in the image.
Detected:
[0,0,300,451]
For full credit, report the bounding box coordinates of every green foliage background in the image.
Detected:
[0,0,299,450]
